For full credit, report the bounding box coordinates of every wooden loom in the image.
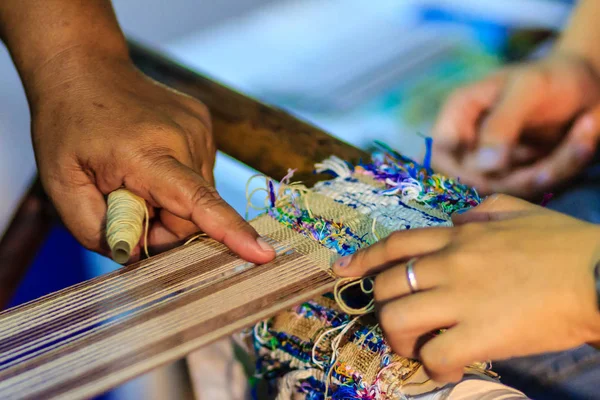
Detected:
[0,42,368,399]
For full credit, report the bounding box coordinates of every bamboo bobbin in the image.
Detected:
[105,188,147,264]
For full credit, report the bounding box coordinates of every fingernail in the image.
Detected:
[256,237,275,253]
[535,170,551,187]
[335,255,353,268]
[476,147,503,170]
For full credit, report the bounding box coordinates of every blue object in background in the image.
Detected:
[8,225,88,308]
[7,225,110,400]
[2,3,578,399]
[417,6,509,55]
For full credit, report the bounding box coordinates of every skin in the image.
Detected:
[0,0,275,263]
[2,0,599,394]
[333,194,600,383]
[330,1,600,385]
[431,0,600,198]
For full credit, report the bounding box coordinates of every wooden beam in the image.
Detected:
[128,41,369,185]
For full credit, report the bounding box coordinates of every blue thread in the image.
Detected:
[423,136,433,170]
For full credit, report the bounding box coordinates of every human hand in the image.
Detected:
[30,51,275,263]
[431,54,600,198]
[332,194,600,383]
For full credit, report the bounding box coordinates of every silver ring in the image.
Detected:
[406,258,419,293]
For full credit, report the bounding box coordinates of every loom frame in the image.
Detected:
[0,41,368,309]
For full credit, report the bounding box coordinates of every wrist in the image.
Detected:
[0,0,131,109]
[26,45,132,110]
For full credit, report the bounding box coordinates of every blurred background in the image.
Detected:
[0,0,576,398]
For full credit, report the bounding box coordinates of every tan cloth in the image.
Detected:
[186,340,530,400]
[187,338,249,400]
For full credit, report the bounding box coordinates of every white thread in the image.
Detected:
[311,324,346,369]
[323,316,361,399]
[333,277,375,316]
[245,174,272,219]
[106,189,148,264]
[314,156,353,178]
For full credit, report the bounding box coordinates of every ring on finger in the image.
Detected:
[406,257,419,293]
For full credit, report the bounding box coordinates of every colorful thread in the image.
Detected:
[352,141,481,215]
[249,142,495,399]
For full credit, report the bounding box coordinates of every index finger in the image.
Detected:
[129,156,275,264]
[332,228,453,277]
[432,72,507,152]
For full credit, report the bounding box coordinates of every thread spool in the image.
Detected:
[105,188,147,264]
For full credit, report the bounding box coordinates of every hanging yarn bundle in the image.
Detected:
[247,142,493,399]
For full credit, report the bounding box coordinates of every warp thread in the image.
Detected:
[106,188,149,264]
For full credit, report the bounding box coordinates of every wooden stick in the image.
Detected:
[128,41,369,186]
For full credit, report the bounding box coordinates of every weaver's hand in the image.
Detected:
[31,52,275,263]
[431,55,600,198]
[333,194,600,383]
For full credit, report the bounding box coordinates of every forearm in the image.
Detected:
[0,0,130,105]
[554,0,600,74]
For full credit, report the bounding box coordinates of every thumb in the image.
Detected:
[451,194,535,225]
[130,156,275,264]
[473,72,543,172]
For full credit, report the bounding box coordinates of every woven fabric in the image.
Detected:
[313,178,451,231]
[249,145,493,399]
